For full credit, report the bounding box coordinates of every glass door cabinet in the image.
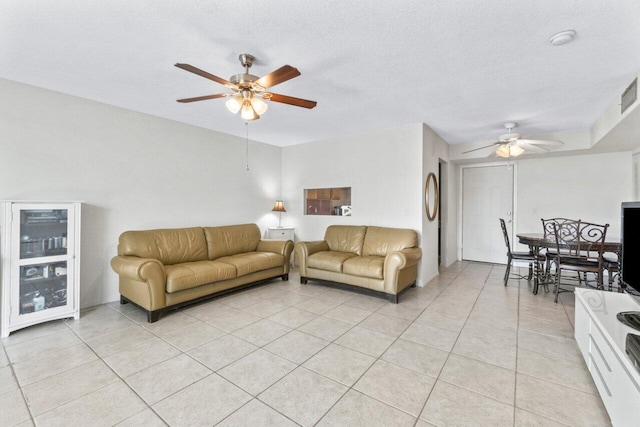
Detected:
[1,202,81,337]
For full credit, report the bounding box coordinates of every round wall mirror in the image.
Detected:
[425,172,439,221]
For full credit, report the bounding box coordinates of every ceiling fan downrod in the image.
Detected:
[238,53,255,72]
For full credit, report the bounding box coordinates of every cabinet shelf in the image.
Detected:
[21,274,67,284]
[20,247,67,259]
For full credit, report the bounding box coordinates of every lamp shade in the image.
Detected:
[272,200,286,212]
[225,96,242,114]
[251,97,268,115]
[241,101,259,121]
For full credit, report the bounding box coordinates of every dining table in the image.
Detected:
[516,233,622,294]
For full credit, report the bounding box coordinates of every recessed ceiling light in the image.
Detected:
[549,30,576,46]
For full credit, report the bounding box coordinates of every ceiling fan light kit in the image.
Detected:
[496,144,524,158]
[175,53,317,121]
[461,122,563,158]
[225,97,242,114]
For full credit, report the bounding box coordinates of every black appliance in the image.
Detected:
[620,201,640,331]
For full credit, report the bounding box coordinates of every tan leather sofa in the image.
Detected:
[295,225,422,303]
[110,224,293,322]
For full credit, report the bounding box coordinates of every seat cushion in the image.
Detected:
[342,256,384,279]
[166,261,237,293]
[511,251,543,261]
[559,256,599,268]
[216,252,284,277]
[307,251,357,273]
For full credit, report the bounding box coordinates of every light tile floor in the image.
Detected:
[0,262,611,426]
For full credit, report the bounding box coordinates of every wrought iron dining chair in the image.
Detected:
[500,218,543,286]
[541,217,580,280]
[551,220,609,303]
[603,253,619,291]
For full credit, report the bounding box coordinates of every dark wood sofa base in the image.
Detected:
[299,276,416,304]
[121,273,289,323]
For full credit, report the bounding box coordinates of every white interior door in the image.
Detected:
[462,165,514,264]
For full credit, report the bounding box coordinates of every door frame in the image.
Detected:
[457,162,519,262]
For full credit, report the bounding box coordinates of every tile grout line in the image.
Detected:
[276,267,466,426]
[513,265,522,427]
[0,338,38,426]
[4,262,602,426]
[65,309,176,426]
[413,262,504,425]
[103,275,369,425]
[513,269,603,425]
[1,263,465,427]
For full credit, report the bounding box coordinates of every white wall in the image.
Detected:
[515,151,633,249]
[0,79,282,308]
[281,124,426,279]
[421,124,455,283]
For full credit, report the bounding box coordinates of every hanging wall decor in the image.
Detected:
[425,172,439,221]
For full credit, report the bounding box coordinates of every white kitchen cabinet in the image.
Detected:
[574,288,640,427]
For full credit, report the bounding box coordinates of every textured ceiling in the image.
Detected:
[2,1,640,147]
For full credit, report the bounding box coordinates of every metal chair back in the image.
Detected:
[499,218,512,256]
[552,220,609,264]
[541,218,579,240]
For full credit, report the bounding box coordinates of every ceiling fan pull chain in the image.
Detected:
[245,121,250,171]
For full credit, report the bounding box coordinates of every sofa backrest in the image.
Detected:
[118,227,208,265]
[324,225,367,255]
[362,226,418,257]
[204,223,261,260]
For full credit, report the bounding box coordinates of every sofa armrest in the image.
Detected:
[257,239,294,273]
[383,248,422,293]
[111,256,164,281]
[257,239,293,256]
[296,241,330,257]
[295,241,330,276]
[110,255,167,310]
[385,248,422,270]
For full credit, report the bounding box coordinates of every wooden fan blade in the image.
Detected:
[255,66,300,89]
[518,139,563,146]
[461,142,500,154]
[265,93,317,109]
[176,94,228,103]
[175,63,234,88]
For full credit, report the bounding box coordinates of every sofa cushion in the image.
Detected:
[204,224,261,260]
[165,261,237,293]
[216,252,284,277]
[324,225,367,255]
[342,256,385,279]
[362,226,418,257]
[307,251,357,273]
[118,227,208,265]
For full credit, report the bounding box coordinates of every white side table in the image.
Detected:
[267,227,295,241]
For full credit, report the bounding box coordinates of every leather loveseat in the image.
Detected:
[295,225,422,303]
[110,223,293,322]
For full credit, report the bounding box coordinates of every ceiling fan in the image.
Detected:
[462,122,563,158]
[175,53,317,121]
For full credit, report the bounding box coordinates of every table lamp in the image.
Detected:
[272,200,286,228]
